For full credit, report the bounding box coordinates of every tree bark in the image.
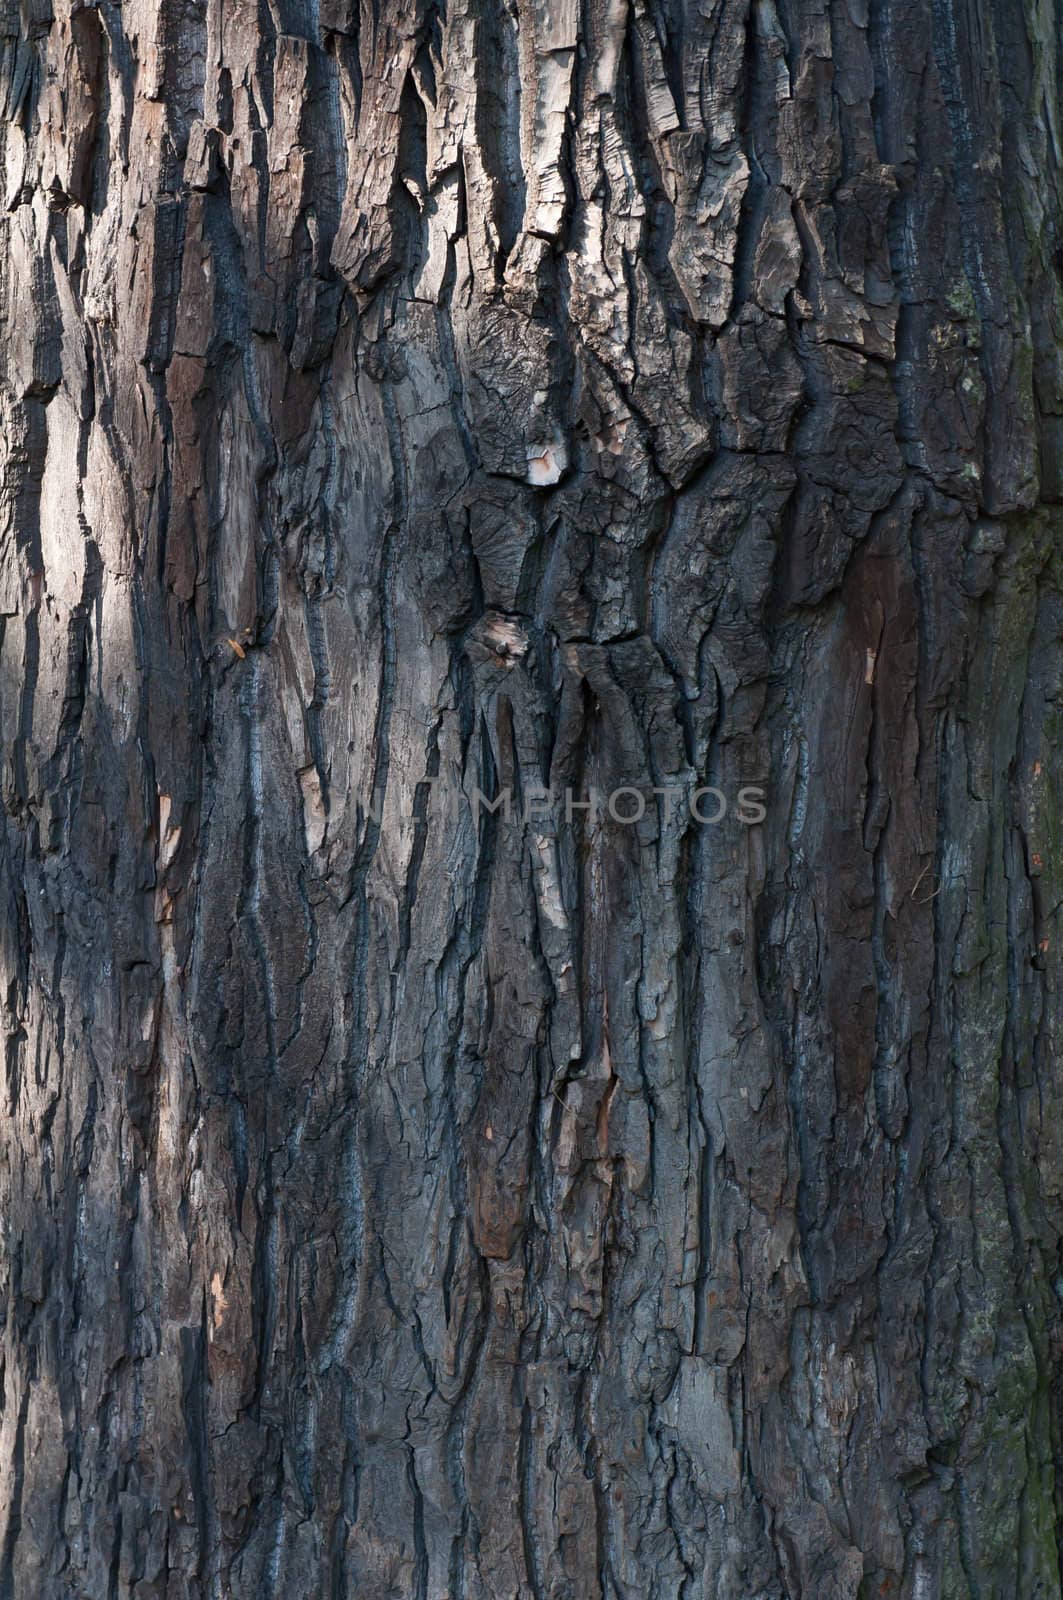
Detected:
[1,0,1062,1595]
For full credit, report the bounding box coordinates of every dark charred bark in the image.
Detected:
[0,0,1062,1595]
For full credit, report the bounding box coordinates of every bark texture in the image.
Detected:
[1,0,1063,1595]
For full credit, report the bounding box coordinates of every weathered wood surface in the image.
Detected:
[1,0,1062,1594]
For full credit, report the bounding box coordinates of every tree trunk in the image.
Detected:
[1,0,1062,1595]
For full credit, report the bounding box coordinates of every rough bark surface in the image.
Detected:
[1,0,1062,1595]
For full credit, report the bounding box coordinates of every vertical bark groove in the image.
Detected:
[0,0,1062,1595]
